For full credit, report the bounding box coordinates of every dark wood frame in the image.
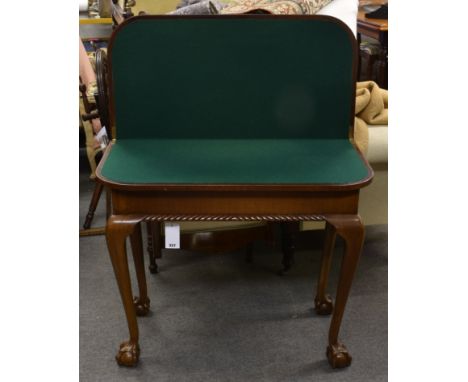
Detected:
[97,14,373,369]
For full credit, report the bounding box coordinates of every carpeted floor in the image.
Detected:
[79,171,388,381]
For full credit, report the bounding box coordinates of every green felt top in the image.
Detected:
[100,16,368,188]
[109,16,356,140]
[99,139,370,185]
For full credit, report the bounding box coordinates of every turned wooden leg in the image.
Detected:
[146,221,160,274]
[130,224,150,316]
[314,221,337,315]
[324,215,365,369]
[106,215,143,367]
[278,222,297,275]
[83,182,104,229]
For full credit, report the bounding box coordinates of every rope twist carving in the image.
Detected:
[142,215,324,222]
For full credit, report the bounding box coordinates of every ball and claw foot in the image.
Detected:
[133,296,150,316]
[314,295,334,315]
[116,341,140,367]
[327,343,352,368]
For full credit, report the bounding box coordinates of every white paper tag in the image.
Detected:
[164,222,180,249]
[96,126,109,149]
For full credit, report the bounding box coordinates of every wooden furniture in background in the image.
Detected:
[96,15,373,369]
[358,39,381,82]
[80,48,110,232]
[145,221,273,273]
[79,2,135,235]
[357,6,388,88]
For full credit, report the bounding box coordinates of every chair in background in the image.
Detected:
[79,41,110,232]
[145,221,274,274]
[79,80,103,179]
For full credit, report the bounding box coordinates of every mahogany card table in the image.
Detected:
[96,15,373,368]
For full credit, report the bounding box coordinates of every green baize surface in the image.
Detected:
[101,17,368,185]
[101,139,368,184]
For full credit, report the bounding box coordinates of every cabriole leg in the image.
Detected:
[106,215,143,367]
[324,215,365,368]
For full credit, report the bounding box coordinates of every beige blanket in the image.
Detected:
[354,81,388,154]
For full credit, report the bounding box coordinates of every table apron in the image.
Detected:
[110,190,360,216]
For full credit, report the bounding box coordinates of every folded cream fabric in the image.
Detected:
[354,81,388,154]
